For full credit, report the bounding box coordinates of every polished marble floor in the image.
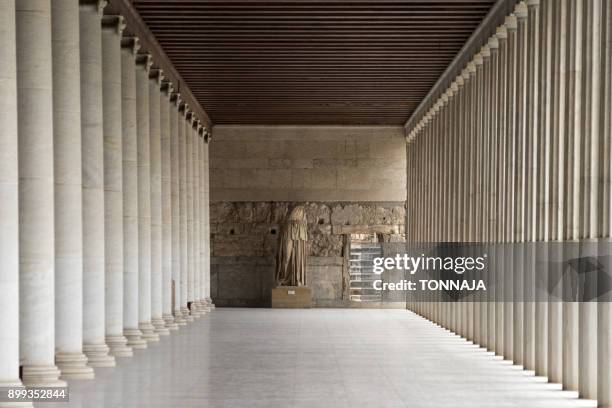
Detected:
[43,308,596,408]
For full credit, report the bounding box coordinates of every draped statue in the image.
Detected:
[275,206,308,286]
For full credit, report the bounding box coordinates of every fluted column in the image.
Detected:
[562,0,581,392]
[0,0,31,400]
[102,15,132,358]
[51,0,94,380]
[173,98,187,325]
[579,0,603,400]
[599,1,612,406]
[135,52,159,343]
[121,36,146,349]
[161,83,178,329]
[180,107,191,321]
[149,68,168,335]
[80,0,115,368]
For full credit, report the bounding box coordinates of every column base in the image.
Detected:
[206,298,216,309]
[124,328,147,349]
[106,335,133,357]
[151,317,170,336]
[0,381,33,407]
[55,352,95,380]
[82,343,116,367]
[21,365,66,388]
[139,321,160,342]
[174,310,187,326]
[182,306,194,322]
[162,313,179,330]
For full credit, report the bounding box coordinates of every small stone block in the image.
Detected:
[271,286,312,308]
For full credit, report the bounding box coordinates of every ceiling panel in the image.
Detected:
[133,0,494,125]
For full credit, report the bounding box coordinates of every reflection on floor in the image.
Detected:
[44,308,596,408]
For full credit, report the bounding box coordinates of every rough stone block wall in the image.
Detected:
[210,201,405,307]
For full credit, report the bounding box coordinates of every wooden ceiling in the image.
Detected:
[132,0,495,125]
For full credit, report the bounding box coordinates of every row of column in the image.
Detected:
[0,0,213,399]
[405,0,611,405]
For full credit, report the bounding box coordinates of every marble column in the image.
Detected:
[135,52,159,342]
[599,1,612,406]
[161,83,178,330]
[173,98,187,325]
[534,0,550,379]
[121,36,146,349]
[17,0,65,386]
[180,108,192,321]
[547,0,568,386]
[192,122,203,315]
[562,0,581,392]
[51,0,94,379]
[102,15,132,357]
[495,23,508,359]
[149,68,169,335]
[186,114,196,318]
[0,0,31,400]
[80,0,115,368]
[204,131,214,307]
[185,114,195,318]
[200,128,211,311]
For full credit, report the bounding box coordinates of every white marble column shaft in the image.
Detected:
[79,0,115,368]
[149,69,168,335]
[172,98,186,325]
[101,16,132,358]
[120,37,146,349]
[51,0,94,380]
[180,108,191,320]
[135,53,159,342]
[16,0,65,387]
[161,84,177,329]
[186,115,195,318]
[0,0,31,401]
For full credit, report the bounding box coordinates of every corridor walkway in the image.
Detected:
[47,309,594,408]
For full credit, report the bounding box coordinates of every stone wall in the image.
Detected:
[210,125,406,202]
[210,201,405,307]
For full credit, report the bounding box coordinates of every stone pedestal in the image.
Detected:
[271,286,312,308]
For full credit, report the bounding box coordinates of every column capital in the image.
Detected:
[481,45,491,59]
[150,67,164,84]
[80,0,107,16]
[496,24,508,39]
[171,92,181,105]
[136,52,153,72]
[456,74,464,87]
[101,15,125,35]
[514,2,528,19]
[526,0,540,6]
[473,52,483,66]
[505,14,518,31]
[461,68,470,80]
[450,81,459,93]
[121,36,140,56]
[161,80,174,96]
[204,128,212,144]
[488,36,499,50]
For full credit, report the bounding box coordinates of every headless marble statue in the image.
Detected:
[276,206,308,286]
